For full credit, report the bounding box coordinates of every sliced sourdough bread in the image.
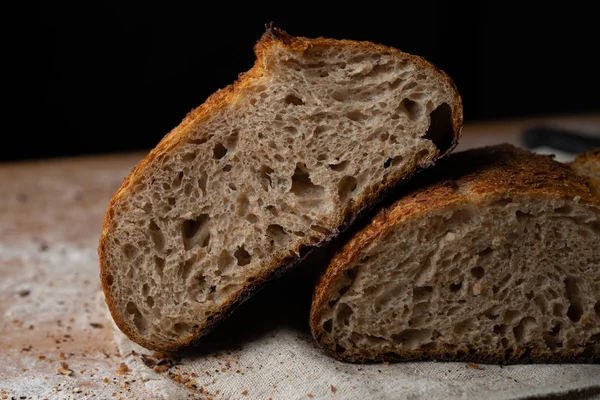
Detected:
[570,148,600,196]
[99,26,463,350]
[310,144,600,363]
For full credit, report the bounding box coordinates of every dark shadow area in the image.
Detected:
[6,3,600,162]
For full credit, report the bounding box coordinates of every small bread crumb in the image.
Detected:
[116,363,130,375]
[331,385,337,393]
[241,390,248,396]
[57,362,73,376]
[466,362,481,370]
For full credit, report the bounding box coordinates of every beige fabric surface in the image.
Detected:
[114,325,600,400]
[109,266,600,400]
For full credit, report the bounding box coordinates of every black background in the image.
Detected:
[7,3,600,162]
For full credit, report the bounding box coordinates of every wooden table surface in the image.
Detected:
[0,113,598,399]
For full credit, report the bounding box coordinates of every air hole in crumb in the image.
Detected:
[346,266,358,281]
[246,213,258,223]
[146,296,154,308]
[265,205,278,217]
[323,319,332,333]
[148,220,165,251]
[182,152,196,162]
[493,324,505,334]
[105,274,114,286]
[274,154,284,162]
[234,246,252,266]
[384,155,403,169]
[526,291,534,300]
[504,310,521,323]
[595,301,600,316]
[182,214,211,250]
[154,256,165,277]
[389,78,402,89]
[217,250,234,274]
[198,171,208,195]
[311,224,330,235]
[284,94,304,106]
[564,277,583,322]
[335,303,353,327]
[284,126,298,135]
[314,125,332,136]
[500,338,509,348]
[346,110,368,122]
[513,317,536,343]
[332,90,347,102]
[449,282,462,292]
[213,143,227,159]
[317,153,328,161]
[266,224,289,245]
[178,258,195,281]
[391,329,432,349]
[338,176,358,203]
[453,318,476,335]
[397,98,422,121]
[471,266,485,279]
[187,135,212,145]
[553,303,564,317]
[130,304,148,333]
[225,130,239,149]
[173,322,191,334]
[290,164,325,198]
[173,171,184,188]
[423,102,454,155]
[123,244,138,261]
[222,164,232,172]
[329,160,349,172]
[413,286,433,302]
[555,204,573,214]
[260,165,274,191]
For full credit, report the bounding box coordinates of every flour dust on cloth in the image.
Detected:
[104,276,600,400]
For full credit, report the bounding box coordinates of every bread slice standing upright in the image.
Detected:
[310,144,600,363]
[99,27,463,351]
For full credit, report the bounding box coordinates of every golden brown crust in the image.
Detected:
[570,147,600,196]
[310,144,600,363]
[98,26,463,350]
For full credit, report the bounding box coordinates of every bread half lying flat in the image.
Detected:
[571,148,600,196]
[310,144,600,363]
[99,27,463,350]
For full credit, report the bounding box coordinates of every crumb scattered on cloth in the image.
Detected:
[112,310,600,400]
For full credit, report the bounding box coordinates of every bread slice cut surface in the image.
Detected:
[99,27,463,350]
[310,144,600,363]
